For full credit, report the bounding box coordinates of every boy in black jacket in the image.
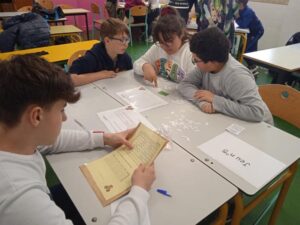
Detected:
[69,18,132,86]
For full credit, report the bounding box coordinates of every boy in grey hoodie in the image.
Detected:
[178,27,273,124]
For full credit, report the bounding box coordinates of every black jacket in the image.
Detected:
[0,13,50,52]
[69,42,133,74]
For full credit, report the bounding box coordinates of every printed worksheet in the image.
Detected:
[97,105,155,132]
[116,86,168,112]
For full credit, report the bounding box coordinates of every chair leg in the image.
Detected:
[268,162,298,225]
[211,202,229,225]
[129,27,133,47]
[231,192,244,225]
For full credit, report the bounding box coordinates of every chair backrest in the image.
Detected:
[67,50,87,67]
[13,0,33,11]
[90,2,109,19]
[130,5,148,17]
[17,5,32,12]
[259,84,300,128]
[36,0,54,10]
[90,2,100,14]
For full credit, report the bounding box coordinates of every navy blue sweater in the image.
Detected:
[69,42,133,74]
[236,6,264,37]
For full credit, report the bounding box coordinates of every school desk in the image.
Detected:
[243,43,300,83]
[50,25,82,36]
[0,11,67,25]
[62,8,90,40]
[0,40,98,63]
[92,70,300,195]
[46,83,238,225]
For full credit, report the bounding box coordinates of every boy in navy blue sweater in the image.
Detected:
[235,0,264,53]
[69,18,132,86]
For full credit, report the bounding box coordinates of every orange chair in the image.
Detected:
[90,2,110,39]
[17,5,32,12]
[230,84,299,225]
[128,5,148,46]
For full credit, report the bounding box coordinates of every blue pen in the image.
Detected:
[156,189,172,197]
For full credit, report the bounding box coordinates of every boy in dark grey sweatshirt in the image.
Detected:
[178,27,273,124]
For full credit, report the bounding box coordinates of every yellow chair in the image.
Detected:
[230,84,299,225]
[17,5,32,12]
[90,2,110,39]
[128,5,148,47]
[65,49,87,72]
[231,32,247,63]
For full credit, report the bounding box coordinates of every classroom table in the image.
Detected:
[46,84,238,225]
[243,43,300,83]
[0,11,24,19]
[62,8,90,40]
[0,40,98,63]
[93,70,300,195]
[0,11,67,25]
[50,25,82,37]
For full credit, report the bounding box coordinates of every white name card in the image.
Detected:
[198,132,286,189]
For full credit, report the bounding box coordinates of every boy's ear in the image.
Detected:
[29,106,44,127]
[103,37,110,44]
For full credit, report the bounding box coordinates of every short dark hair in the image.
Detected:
[238,0,248,6]
[100,18,129,40]
[0,55,80,128]
[153,6,189,44]
[190,27,230,63]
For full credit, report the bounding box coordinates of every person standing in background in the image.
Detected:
[196,0,240,45]
[168,0,190,24]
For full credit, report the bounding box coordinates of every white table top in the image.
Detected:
[50,25,82,35]
[47,83,238,225]
[0,11,25,18]
[62,8,90,15]
[243,43,300,72]
[93,70,300,195]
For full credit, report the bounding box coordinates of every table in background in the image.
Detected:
[62,8,90,40]
[243,43,300,84]
[46,84,238,225]
[0,40,98,63]
[50,25,83,42]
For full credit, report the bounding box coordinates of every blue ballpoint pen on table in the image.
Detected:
[156,189,172,197]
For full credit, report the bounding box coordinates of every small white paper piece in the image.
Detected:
[226,123,245,135]
[97,106,155,133]
[117,86,168,112]
[198,132,286,189]
[111,195,151,225]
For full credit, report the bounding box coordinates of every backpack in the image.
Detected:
[286,32,300,45]
[32,2,65,20]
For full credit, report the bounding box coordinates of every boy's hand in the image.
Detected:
[194,90,215,103]
[201,102,215,114]
[142,63,158,87]
[100,70,117,79]
[103,128,135,149]
[132,163,155,191]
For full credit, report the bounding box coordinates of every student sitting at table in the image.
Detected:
[178,27,273,124]
[0,55,155,225]
[235,0,264,76]
[133,6,194,87]
[69,18,132,86]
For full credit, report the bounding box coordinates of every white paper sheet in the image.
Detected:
[97,105,156,133]
[116,86,168,112]
[111,195,151,225]
[198,132,286,189]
